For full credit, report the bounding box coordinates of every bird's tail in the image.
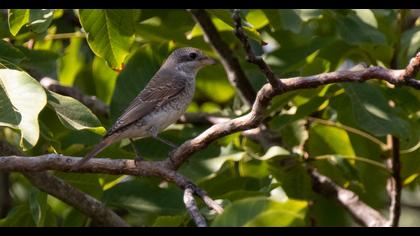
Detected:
[71,139,111,170]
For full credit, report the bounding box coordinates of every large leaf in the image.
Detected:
[8,9,29,36]
[0,69,47,150]
[92,56,118,104]
[335,13,386,45]
[58,37,84,86]
[79,9,140,70]
[344,83,410,138]
[0,40,26,64]
[28,9,54,34]
[103,178,184,226]
[309,124,356,156]
[46,90,105,135]
[211,197,308,226]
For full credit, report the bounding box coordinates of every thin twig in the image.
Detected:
[232,9,283,91]
[44,32,85,40]
[387,136,402,227]
[313,155,390,174]
[1,50,420,228]
[183,187,207,227]
[188,9,256,107]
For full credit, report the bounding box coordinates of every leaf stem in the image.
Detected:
[313,154,391,174]
[43,32,85,40]
[308,117,389,151]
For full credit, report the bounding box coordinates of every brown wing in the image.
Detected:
[104,69,186,137]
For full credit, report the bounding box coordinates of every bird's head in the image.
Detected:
[164,47,216,76]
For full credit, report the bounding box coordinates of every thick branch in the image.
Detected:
[232,9,283,90]
[167,66,418,169]
[0,155,223,215]
[401,52,420,80]
[184,187,207,227]
[0,141,127,226]
[307,166,388,227]
[40,77,109,117]
[188,9,257,107]
[23,171,128,227]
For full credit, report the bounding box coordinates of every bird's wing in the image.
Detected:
[105,69,187,137]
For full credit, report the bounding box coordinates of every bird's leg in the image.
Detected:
[129,138,144,164]
[148,127,178,149]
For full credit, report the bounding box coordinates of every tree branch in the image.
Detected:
[401,52,420,80]
[387,136,402,227]
[40,77,109,117]
[188,9,257,107]
[0,154,223,217]
[0,141,127,226]
[166,65,419,169]
[2,51,419,227]
[232,9,283,91]
[183,187,207,227]
[23,171,129,227]
[307,166,388,227]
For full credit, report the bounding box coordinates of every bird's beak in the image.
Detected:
[199,56,216,65]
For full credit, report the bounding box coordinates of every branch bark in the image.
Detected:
[166,65,419,169]
[1,49,419,227]
[184,187,207,227]
[307,166,388,227]
[0,141,127,226]
[23,171,129,227]
[232,9,283,90]
[188,9,257,107]
[387,136,402,227]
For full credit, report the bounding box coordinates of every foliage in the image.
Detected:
[0,9,420,227]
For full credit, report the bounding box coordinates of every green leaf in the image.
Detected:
[46,90,105,135]
[308,124,356,156]
[0,40,25,64]
[344,83,410,138]
[28,9,54,34]
[58,37,84,86]
[152,215,185,227]
[79,9,140,70]
[263,9,302,33]
[211,197,307,226]
[54,172,104,199]
[270,96,328,130]
[8,9,29,36]
[0,205,35,226]
[103,178,184,226]
[92,56,119,104]
[335,14,386,45]
[29,189,48,227]
[245,10,269,29]
[0,68,47,150]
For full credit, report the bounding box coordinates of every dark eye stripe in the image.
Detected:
[177,53,198,63]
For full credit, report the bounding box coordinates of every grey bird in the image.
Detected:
[73,47,215,169]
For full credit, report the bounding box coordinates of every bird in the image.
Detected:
[73,47,216,169]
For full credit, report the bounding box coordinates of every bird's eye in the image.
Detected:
[189,52,198,60]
